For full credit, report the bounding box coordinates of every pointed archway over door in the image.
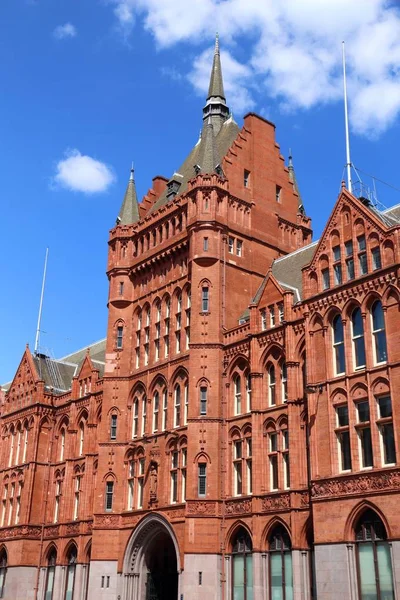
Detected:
[122,514,181,600]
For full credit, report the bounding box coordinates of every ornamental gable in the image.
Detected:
[6,347,39,407]
[303,188,397,299]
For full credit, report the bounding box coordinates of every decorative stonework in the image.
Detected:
[65,522,80,535]
[262,494,290,512]
[311,469,400,499]
[0,525,41,539]
[95,514,120,528]
[186,501,216,516]
[44,525,60,538]
[225,499,251,515]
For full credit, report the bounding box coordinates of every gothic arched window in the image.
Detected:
[269,526,293,600]
[332,314,345,375]
[371,301,387,364]
[64,545,77,600]
[351,307,366,369]
[0,549,7,598]
[355,510,394,599]
[231,529,253,600]
[45,548,57,600]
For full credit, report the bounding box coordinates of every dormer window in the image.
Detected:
[166,178,182,200]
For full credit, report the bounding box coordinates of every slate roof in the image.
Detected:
[271,241,319,301]
[150,116,240,213]
[2,339,106,394]
[117,167,140,225]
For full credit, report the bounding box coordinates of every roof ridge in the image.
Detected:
[273,240,319,263]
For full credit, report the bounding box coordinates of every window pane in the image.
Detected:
[284,553,294,600]
[246,555,253,600]
[378,396,392,418]
[358,543,377,599]
[233,555,245,600]
[270,554,284,600]
[357,402,370,422]
[377,543,395,598]
[382,424,396,464]
[340,431,352,471]
[354,337,366,367]
[360,428,373,468]
[375,331,387,363]
[347,258,355,280]
[45,567,55,600]
[334,264,342,285]
[337,405,349,427]
[65,565,76,600]
[333,245,341,261]
[345,240,353,256]
[359,253,368,275]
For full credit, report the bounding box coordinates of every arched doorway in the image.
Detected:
[145,529,178,600]
[123,514,180,600]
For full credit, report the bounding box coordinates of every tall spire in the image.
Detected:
[207,33,225,101]
[116,164,140,225]
[288,150,305,215]
[197,118,219,174]
[203,33,230,135]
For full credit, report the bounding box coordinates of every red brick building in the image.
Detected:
[1,36,400,600]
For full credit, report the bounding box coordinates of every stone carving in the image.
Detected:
[1,525,42,539]
[44,525,59,538]
[95,514,120,528]
[149,461,158,503]
[262,494,290,512]
[225,499,251,515]
[66,522,80,535]
[186,501,216,515]
[311,469,400,499]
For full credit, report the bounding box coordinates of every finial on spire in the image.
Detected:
[130,162,134,181]
[215,32,220,55]
[288,148,293,167]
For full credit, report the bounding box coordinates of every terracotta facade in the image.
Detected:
[1,41,400,600]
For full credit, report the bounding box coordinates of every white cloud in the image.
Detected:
[53,23,77,40]
[110,0,400,137]
[53,149,115,194]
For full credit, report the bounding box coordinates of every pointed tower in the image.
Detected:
[288,151,305,215]
[116,165,140,225]
[197,118,219,174]
[202,33,230,135]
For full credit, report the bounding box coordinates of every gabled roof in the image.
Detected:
[272,241,319,301]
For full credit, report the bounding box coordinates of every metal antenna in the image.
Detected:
[342,41,352,193]
[34,247,49,355]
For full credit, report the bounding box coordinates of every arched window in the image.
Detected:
[78,423,84,457]
[246,375,252,412]
[332,314,345,375]
[174,386,181,427]
[132,398,139,438]
[105,481,114,511]
[141,397,147,436]
[59,427,66,462]
[269,526,293,600]
[281,363,288,402]
[231,529,253,600]
[234,375,242,415]
[162,389,168,431]
[116,324,124,349]
[355,510,394,599]
[45,548,57,600]
[64,546,77,600]
[110,414,117,440]
[352,307,366,369]
[269,365,276,406]
[0,549,7,598]
[153,392,159,433]
[22,424,29,463]
[371,301,387,364]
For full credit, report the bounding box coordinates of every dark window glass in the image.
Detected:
[105,481,114,511]
[198,464,206,496]
[372,247,382,270]
[333,245,341,261]
[332,315,345,374]
[339,430,352,470]
[334,263,342,285]
[381,423,396,464]
[359,428,373,468]
[202,287,209,312]
[352,308,366,368]
[357,401,370,423]
[200,387,207,415]
[116,326,123,349]
[358,235,366,251]
[345,240,353,256]
[110,415,117,440]
[359,253,368,275]
[346,258,355,280]
[378,396,392,418]
[322,269,330,290]
[371,301,387,363]
[337,405,349,427]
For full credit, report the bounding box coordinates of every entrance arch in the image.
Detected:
[123,514,181,600]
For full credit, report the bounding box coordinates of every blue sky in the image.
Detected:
[1,0,400,383]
